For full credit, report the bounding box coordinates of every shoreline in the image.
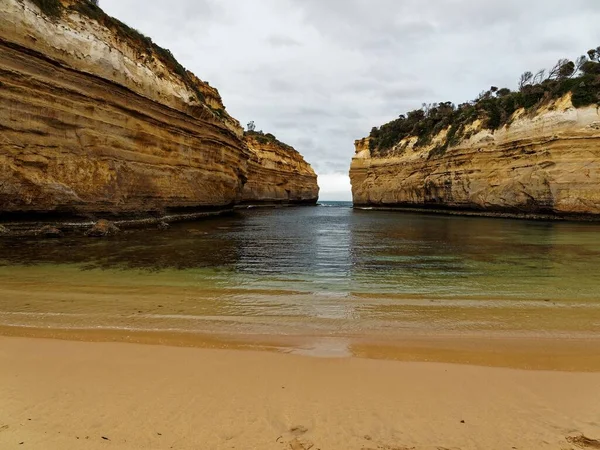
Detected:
[352,204,600,222]
[1,336,599,449]
[0,207,235,237]
[2,324,600,372]
[0,201,319,237]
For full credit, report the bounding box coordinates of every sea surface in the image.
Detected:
[1,202,600,349]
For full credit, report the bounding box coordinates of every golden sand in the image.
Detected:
[1,336,600,450]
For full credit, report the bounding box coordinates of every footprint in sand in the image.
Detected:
[276,425,314,450]
[360,446,416,450]
[289,438,313,450]
[290,425,308,436]
[567,434,600,449]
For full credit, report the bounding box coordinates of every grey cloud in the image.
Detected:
[319,160,352,172]
[313,162,349,174]
[272,120,300,130]
[361,21,437,52]
[102,0,222,33]
[267,35,302,47]
[269,78,296,93]
[293,136,316,148]
[380,86,436,101]
[535,38,580,54]
[296,107,335,118]
[361,37,397,52]
[399,20,437,36]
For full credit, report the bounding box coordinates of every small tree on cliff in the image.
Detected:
[548,58,576,79]
[518,71,533,90]
[247,121,256,132]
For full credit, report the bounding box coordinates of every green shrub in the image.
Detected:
[571,75,600,107]
[31,0,62,18]
[73,1,103,21]
[369,49,600,159]
[244,130,294,151]
[209,106,226,119]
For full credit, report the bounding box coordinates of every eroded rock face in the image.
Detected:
[350,98,600,218]
[38,225,63,238]
[0,0,251,218]
[240,135,319,204]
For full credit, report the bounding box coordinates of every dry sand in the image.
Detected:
[1,337,600,450]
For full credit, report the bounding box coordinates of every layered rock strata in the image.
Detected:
[0,0,318,234]
[351,98,600,219]
[0,0,251,222]
[240,134,319,205]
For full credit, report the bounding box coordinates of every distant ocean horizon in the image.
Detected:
[317,200,353,207]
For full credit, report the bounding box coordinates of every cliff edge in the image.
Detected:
[351,51,600,219]
[0,0,318,230]
[241,132,318,205]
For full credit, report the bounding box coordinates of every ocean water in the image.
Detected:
[1,204,600,341]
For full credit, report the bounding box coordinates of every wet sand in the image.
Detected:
[2,264,600,371]
[1,337,600,450]
[2,324,600,372]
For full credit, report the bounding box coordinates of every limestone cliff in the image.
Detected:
[0,0,318,227]
[240,133,318,204]
[351,96,600,219]
[0,0,251,219]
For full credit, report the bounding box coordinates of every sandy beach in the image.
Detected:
[1,336,599,450]
[2,210,600,449]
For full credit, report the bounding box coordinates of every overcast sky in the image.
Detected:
[100,0,599,201]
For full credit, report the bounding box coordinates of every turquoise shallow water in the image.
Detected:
[1,204,600,338]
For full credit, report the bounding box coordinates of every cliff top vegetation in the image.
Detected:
[244,122,296,151]
[244,129,295,152]
[368,46,600,159]
[30,0,206,103]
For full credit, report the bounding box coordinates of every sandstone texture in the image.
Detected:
[241,134,319,204]
[350,97,600,218]
[0,0,318,226]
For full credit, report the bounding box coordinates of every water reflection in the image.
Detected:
[1,205,600,303]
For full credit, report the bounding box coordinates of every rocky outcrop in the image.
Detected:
[240,134,319,204]
[0,0,319,229]
[350,97,600,219]
[85,219,119,237]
